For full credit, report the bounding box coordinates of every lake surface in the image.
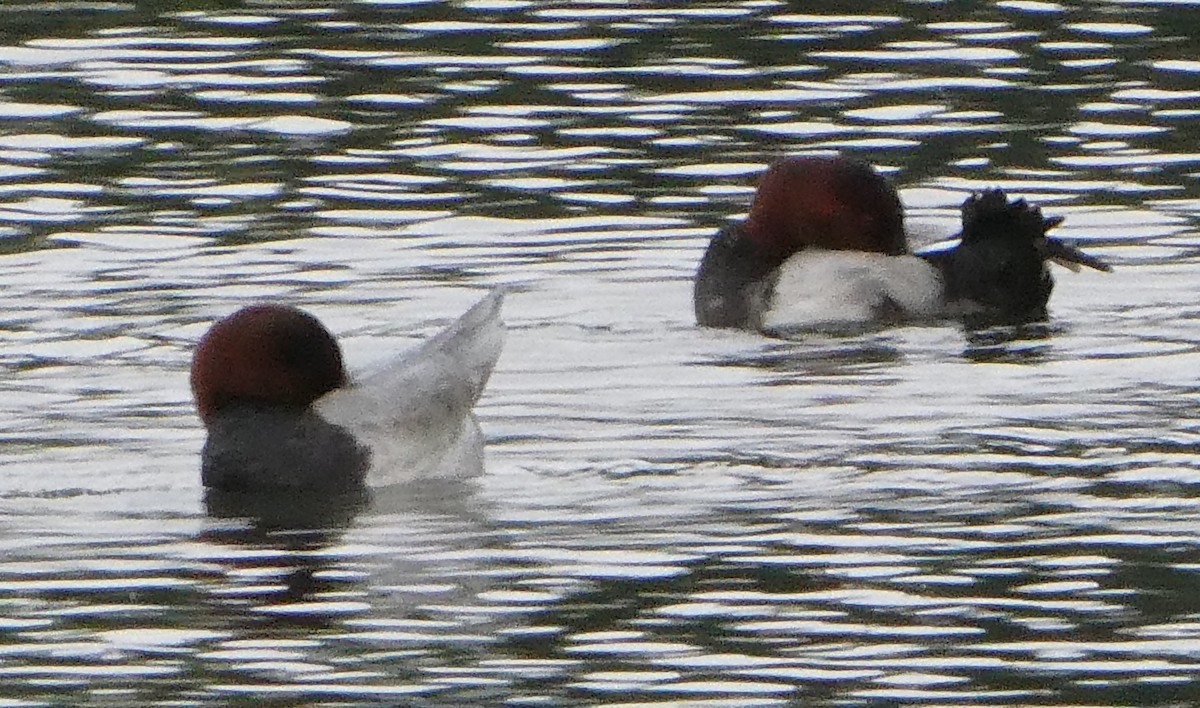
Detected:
[2,0,1200,705]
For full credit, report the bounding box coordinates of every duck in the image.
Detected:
[693,156,1110,334]
[191,290,504,492]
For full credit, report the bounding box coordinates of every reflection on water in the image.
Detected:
[2,0,1200,705]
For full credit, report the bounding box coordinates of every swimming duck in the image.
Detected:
[191,291,504,491]
[693,156,1109,334]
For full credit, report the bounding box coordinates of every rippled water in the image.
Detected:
[3,1,1200,705]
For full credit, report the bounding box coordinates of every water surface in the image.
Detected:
[2,1,1200,705]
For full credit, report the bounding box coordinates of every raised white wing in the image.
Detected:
[315,290,505,486]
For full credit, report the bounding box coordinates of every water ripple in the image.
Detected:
[1,1,1199,705]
